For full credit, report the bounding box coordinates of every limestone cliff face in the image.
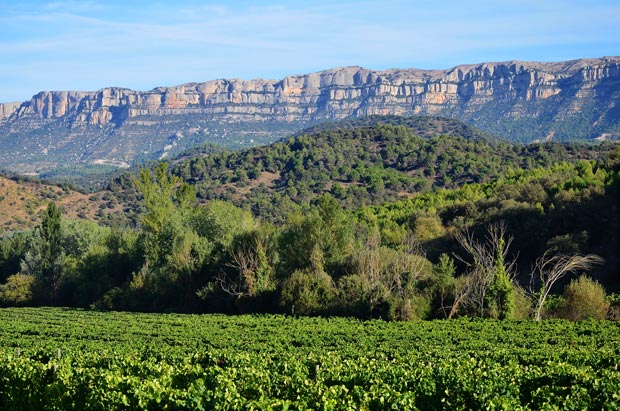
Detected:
[1,57,619,172]
[1,57,618,127]
[0,102,21,121]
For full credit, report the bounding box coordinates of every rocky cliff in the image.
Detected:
[1,57,619,173]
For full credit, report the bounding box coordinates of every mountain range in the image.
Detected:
[0,56,619,175]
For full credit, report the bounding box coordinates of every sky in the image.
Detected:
[0,0,619,102]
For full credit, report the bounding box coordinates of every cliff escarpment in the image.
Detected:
[1,57,619,173]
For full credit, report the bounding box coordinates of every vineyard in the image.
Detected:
[1,308,620,410]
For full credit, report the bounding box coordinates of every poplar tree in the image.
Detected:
[21,202,64,301]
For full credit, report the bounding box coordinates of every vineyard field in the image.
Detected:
[1,308,620,410]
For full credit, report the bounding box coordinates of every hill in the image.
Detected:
[153,117,614,221]
[292,115,496,141]
[0,175,119,233]
[1,57,619,175]
[3,116,615,229]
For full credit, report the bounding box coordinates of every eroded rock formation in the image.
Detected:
[1,57,619,172]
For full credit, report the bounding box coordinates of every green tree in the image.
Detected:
[133,163,208,310]
[217,229,275,298]
[0,232,29,279]
[134,163,183,234]
[432,253,457,318]
[20,202,64,301]
[278,194,353,277]
[487,237,516,319]
[454,223,516,319]
[0,274,35,306]
[280,246,335,315]
[134,163,196,267]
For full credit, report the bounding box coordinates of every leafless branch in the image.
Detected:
[453,222,516,317]
[219,235,267,298]
[531,251,603,321]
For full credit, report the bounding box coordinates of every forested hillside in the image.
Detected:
[0,117,618,320]
[107,118,614,222]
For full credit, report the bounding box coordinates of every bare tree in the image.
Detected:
[448,275,471,319]
[530,251,603,321]
[352,231,429,311]
[217,234,270,298]
[453,222,517,318]
[389,232,428,298]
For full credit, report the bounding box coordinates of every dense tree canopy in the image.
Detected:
[0,118,618,320]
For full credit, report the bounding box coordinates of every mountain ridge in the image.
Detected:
[1,56,619,174]
[3,56,618,118]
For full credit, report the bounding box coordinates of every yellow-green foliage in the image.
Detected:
[1,308,620,410]
[562,275,609,320]
[512,286,532,320]
[0,274,35,306]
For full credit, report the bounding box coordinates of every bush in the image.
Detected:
[541,294,565,319]
[606,294,620,321]
[334,274,370,317]
[280,269,335,316]
[562,275,609,320]
[0,274,36,306]
[389,293,431,321]
[512,286,532,320]
[92,287,130,311]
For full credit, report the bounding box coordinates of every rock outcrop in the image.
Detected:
[1,57,619,173]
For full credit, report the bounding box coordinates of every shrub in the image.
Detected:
[280,268,335,316]
[512,286,532,320]
[334,274,370,317]
[389,293,431,321]
[0,274,36,306]
[606,294,620,321]
[540,294,565,319]
[562,275,609,320]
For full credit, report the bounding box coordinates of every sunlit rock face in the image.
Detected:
[1,57,619,172]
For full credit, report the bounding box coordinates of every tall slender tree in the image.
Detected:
[21,202,64,301]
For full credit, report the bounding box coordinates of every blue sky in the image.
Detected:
[1,0,618,102]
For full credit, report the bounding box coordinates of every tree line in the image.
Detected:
[1,148,618,320]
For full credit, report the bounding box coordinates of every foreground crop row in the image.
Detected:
[1,308,620,410]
